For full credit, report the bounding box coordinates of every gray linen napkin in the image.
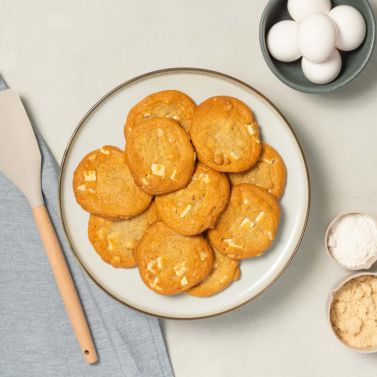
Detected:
[0,132,174,377]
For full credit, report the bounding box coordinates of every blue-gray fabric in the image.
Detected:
[0,134,174,377]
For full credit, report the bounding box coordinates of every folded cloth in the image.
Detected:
[0,132,174,377]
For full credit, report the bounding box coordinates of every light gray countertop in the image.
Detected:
[1,0,377,375]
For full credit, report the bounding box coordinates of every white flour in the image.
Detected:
[327,214,377,269]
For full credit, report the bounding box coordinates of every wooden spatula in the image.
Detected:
[0,75,98,364]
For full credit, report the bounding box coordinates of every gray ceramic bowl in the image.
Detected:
[260,0,376,93]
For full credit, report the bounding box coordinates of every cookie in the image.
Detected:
[155,162,230,235]
[136,221,213,295]
[124,90,196,138]
[187,244,240,297]
[208,184,280,260]
[229,143,286,199]
[73,146,152,219]
[126,117,196,195]
[88,202,159,268]
[189,96,262,173]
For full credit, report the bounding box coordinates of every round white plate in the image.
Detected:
[59,68,310,319]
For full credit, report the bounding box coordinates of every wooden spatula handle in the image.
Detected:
[32,205,98,364]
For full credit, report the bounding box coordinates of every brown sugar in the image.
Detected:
[330,275,377,350]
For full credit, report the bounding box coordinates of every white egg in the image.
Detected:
[267,20,301,62]
[288,0,331,22]
[329,5,366,51]
[298,13,337,64]
[302,49,342,84]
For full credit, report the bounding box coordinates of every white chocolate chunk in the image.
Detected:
[223,238,244,249]
[229,151,239,160]
[174,263,187,277]
[77,184,86,192]
[181,276,188,286]
[147,260,157,273]
[199,251,208,261]
[84,170,96,182]
[107,239,114,251]
[240,217,255,228]
[151,163,166,176]
[180,204,192,218]
[246,124,256,136]
[100,147,110,155]
[262,158,275,165]
[172,115,179,121]
[255,212,265,222]
[151,277,162,290]
[198,173,210,184]
[156,128,164,137]
[157,256,163,269]
[170,169,177,181]
[125,241,134,249]
[268,231,274,240]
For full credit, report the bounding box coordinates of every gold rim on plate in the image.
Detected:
[58,67,311,320]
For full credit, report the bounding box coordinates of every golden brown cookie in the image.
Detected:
[73,146,152,219]
[208,184,280,260]
[189,96,262,173]
[136,221,214,295]
[126,118,196,195]
[88,202,159,268]
[187,244,240,297]
[229,143,286,199]
[124,90,196,138]
[155,162,230,235]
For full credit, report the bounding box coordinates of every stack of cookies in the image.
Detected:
[73,90,286,297]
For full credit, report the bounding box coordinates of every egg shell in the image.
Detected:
[298,13,337,64]
[302,49,342,84]
[267,20,301,62]
[288,0,331,22]
[329,5,366,51]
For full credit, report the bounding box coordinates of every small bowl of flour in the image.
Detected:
[325,212,377,270]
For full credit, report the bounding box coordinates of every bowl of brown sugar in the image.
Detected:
[328,273,377,352]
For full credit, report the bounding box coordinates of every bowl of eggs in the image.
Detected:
[260,0,375,93]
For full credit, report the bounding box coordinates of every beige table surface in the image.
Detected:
[1,0,377,376]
